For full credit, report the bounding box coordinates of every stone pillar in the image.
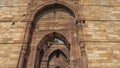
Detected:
[78,19,88,68]
[70,23,81,68]
[80,42,88,68]
[17,44,27,68]
[40,61,48,68]
[25,46,37,68]
[71,45,81,68]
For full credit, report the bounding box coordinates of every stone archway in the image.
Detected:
[34,32,70,68]
[18,1,87,68]
[26,3,74,68]
[47,49,69,68]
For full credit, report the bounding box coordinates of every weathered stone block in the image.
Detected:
[82,6,120,20]
[0,44,21,68]
[0,7,27,21]
[0,0,29,6]
[80,0,120,6]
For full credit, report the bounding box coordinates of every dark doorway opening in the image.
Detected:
[55,66,60,68]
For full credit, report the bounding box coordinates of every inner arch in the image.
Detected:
[35,32,70,68]
[47,49,69,68]
[38,32,70,50]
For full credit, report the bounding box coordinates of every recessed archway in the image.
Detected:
[47,49,69,68]
[31,3,74,68]
[35,32,70,68]
[18,1,87,68]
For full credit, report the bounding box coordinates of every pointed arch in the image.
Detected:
[28,1,78,21]
[47,49,68,68]
[34,49,45,68]
[48,49,68,61]
[37,32,70,50]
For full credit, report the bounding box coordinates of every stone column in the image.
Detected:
[80,42,88,68]
[17,44,27,68]
[70,22,81,68]
[17,22,32,68]
[78,19,88,68]
[40,61,48,68]
[26,46,37,68]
